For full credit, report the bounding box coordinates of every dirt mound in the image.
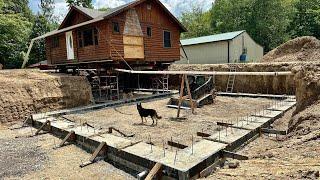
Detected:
[261,36,320,63]
[288,64,320,140]
[0,70,93,123]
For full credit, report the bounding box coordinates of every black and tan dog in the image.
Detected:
[136,103,162,125]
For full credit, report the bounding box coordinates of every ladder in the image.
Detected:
[226,64,237,93]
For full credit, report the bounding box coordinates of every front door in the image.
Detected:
[65,31,74,60]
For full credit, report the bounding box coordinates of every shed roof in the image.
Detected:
[181,30,246,46]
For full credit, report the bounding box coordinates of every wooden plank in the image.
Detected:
[261,128,287,135]
[184,75,195,114]
[221,150,248,160]
[108,127,135,137]
[35,120,50,135]
[177,74,185,118]
[168,141,188,149]
[58,130,75,148]
[217,122,233,127]
[80,141,107,168]
[145,163,162,180]
[197,132,211,138]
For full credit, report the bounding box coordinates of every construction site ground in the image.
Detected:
[65,96,273,147]
[207,108,320,180]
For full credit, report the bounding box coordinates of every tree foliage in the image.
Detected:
[66,0,93,8]
[289,0,320,39]
[0,0,33,68]
[180,5,213,39]
[181,0,320,53]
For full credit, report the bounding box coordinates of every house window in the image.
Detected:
[83,29,93,46]
[52,36,59,48]
[78,27,99,47]
[147,27,152,37]
[163,31,171,48]
[147,4,152,10]
[112,22,120,34]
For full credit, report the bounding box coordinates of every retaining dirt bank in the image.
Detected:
[0,70,93,123]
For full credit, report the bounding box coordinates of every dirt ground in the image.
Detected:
[0,124,134,180]
[207,108,320,180]
[65,96,273,147]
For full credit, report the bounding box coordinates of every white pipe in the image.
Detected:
[115,69,292,76]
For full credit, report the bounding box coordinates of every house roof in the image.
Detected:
[35,0,186,40]
[73,6,105,18]
[180,30,246,46]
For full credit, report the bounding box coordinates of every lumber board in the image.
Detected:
[221,150,248,160]
[168,141,188,149]
[261,128,287,135]
[145,163,162,180]
[58,130,75,147]
[197,132,211,137]
[35,120,50,135]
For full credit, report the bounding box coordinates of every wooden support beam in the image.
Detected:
[35,120,51,135]
[261,128,287,135]
[221,150,248,160]
[168,140,188,149]
[80,141,107,168]
[217,122,233,127]
[197,132,211,138]
[56,131,76,148]
[145,163,162,180]
[108,127,135,138]
[177,74,195,118]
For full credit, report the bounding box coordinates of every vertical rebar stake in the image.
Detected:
[191,135,194,155]
[163,140,165,157]
[174,149,178,164]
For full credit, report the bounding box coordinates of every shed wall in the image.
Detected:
[177,41,229,64]
[230,32,263,62]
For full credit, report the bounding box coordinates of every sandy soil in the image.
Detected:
[0,124,134,180]
[66,96,273,147]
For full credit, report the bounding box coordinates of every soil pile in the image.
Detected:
[0,70,93,123]
[261,36,320,63]
[289,64,320,137]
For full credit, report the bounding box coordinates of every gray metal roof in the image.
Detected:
[74,6,105,18]
[181,30,246,46]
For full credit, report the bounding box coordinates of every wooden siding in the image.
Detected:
[46,0,182,65]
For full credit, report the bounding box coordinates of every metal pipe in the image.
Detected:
[115,69,292,76]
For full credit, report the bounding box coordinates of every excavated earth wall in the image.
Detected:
[0,70,93,123]
[169,63,300,95]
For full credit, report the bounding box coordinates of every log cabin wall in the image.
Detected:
[46,0,182,65]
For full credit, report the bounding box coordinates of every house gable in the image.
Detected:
[59,6,94,29]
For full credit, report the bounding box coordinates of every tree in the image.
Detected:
[29,14,50,65]
[0,0,33,68]
[289,0,320,39]
[66,0,93,8]
[180,5,214,39]
[210,0,290,52]
[40,0,54,21]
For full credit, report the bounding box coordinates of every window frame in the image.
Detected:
[112,22,120,34]
[77,27,99,48]
[163,30,172,48]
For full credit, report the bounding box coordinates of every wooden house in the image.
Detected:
[43,0,187,70]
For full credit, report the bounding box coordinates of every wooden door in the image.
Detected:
[65,31,74,60]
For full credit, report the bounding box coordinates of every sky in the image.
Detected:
[28,0,214,21]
